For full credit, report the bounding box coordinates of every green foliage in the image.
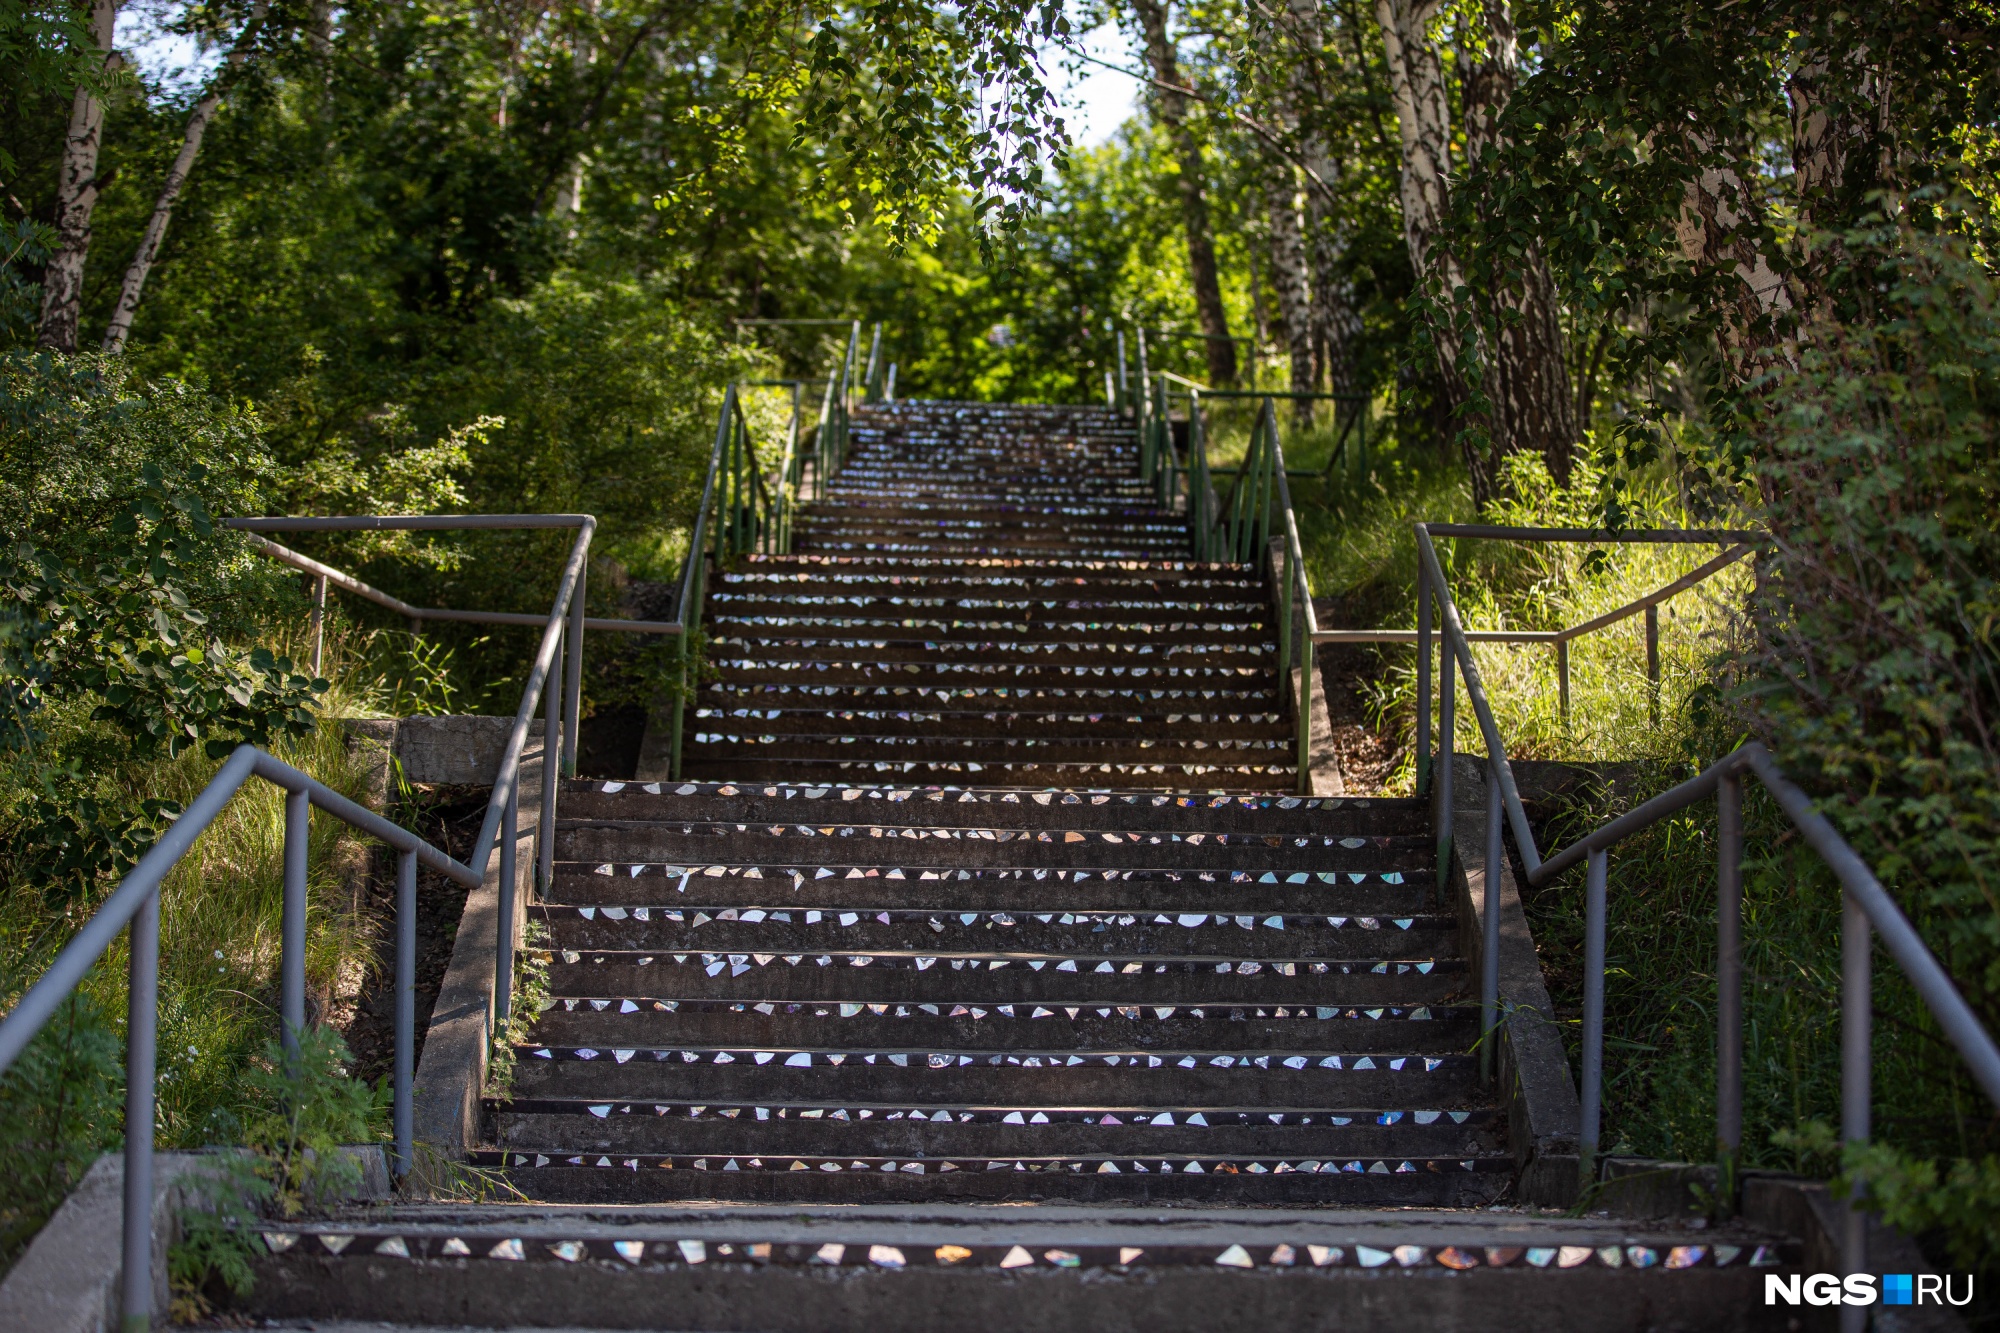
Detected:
[1846,1140,2000,1275]
[171,1025,388,1308]
[1460,0,2000,511]
[0,0,103,177]
[1742,223,2000,1022]
[1,352,323,904]
[0,219,54,340]
[0,991,124,1265]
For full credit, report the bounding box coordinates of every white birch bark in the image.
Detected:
[36,0,119,353]
[1462,0,1576,488]
[1284,0,1357,399]
[1673,149,1793,383]
[102,1,267,354]
[1263,161,1316,410]
[1373,0,1469,410]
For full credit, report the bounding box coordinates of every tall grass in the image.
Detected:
[1295,446,1750,788]
[0,613,397,1266]
[1290,432,1998,1289]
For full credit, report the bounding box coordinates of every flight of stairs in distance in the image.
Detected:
[683,402,1295,791]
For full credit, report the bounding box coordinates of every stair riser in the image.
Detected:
[690,717,1288,743]
[510,1050,1471,1096]
[550,876,1436,915]
[525,1008,1468,1050]
[234,1258,1790,1333]
[454,1166,1508,1207]
[552,831,1432,872]
[489,1114,1499,1157]
[558,790,1426,834]
[535,917,1456,958]
[676,763,1293,791]
[545,964,1462,1008]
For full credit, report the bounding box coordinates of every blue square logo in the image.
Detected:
[1882,1274,1914,1306]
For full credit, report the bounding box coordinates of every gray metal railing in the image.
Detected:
[228,514,596,1034]
[0,744,479,1333]
[1404,525,2000,1329]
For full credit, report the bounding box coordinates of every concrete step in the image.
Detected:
[531,904,1455,957]
[523,1000,1468,1048]
[537,956,1458,1007]
[227,1202,1800,1333]
[489,1099,1501,1157]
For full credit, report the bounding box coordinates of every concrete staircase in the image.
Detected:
[484,780,1499,1202]
[223,400,1808,1331]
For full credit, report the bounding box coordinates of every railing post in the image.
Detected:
[1416,568,1432,797]
[1715,771,1743,1216]
[497,773,518,1053]
[1438,641,1455,877]
[1557,639,1571,728]
[538,627,561,894]
[1481,754,1503,1086]
[1645,603,1660,726]
[121,886,159,1333]
[669,629,688,782]
[563,554,585,778]
[1841,890,1872,1333]
[281,787,309,1061]
[310,572,328,676]
[1580,847,1607,1191]
[393,848,416,1179]
[1116,331,1129,412]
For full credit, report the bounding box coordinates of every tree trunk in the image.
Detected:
[1263,160,1316,421]
[1130,0,1237,385]
[102,0,267,355]
[1373,0,1480,477]
[1461,0,1576,488]
[1785,44,1888,318]
[102,92,217,354]
[1672,147,1793,383]
[37,0,119,354]
[1284,0,1358,401]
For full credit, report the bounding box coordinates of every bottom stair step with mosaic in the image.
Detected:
[227,1206,1807,1333]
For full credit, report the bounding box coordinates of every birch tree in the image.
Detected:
[36,0,118,353]
[1128,0,1237,385]
[1263,160,1316,412]
[1375,0,1578,501]
[102,1,268,354]
[1278,0,1357,400]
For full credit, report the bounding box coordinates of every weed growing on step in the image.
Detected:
[170,1024,388,1317]
[485,919,552,1099]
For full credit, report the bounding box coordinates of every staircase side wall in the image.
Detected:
[1443,755,1582,1204]
[397,717,545,1163]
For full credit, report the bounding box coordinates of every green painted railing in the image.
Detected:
[667,324,862,778]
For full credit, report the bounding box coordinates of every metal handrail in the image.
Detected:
[1141,369,1370,484]
[0,744,479,1332]
[665,330,861,780]
[1406,524,2000,1318]
[228,514,593,1038]
[1554,742,2000,1317]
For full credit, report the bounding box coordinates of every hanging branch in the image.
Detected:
[1052,35,1337,204]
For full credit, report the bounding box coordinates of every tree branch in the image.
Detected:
[1053,36,1337,204]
